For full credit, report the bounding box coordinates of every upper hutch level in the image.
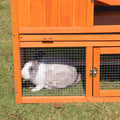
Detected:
[13,0,120,33]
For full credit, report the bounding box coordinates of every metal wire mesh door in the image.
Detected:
[20,47,86,96]
[100,54,120,90]
[93,47,120,97]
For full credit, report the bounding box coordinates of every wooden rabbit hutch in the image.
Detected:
[10,0,120,103]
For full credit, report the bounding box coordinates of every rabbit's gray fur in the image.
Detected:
[21,61,81,91]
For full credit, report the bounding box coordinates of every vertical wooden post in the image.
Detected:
[10,0,22,103]
[86,46,93,97]
[87,0,94,26]
[93,48,100,97]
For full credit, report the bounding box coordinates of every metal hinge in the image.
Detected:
[90,67,98,77]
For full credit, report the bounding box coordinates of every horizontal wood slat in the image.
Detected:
[20,42,120,48]
[20,34,120,41]
[19,25,120,34]
[22,96,120,103]
[100,47,120,54]
[100,90,120,97]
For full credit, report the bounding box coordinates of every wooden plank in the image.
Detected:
[20,42,120,48]
[93,48,100,97]
[30,0,45,27]
[22,96,87,103]
[100,47,120,54]
[20,34,120,41]
[19,25,120,33]
[100,90,120,97]
[17,0,30,27]
[74,0,87,26]
[86,47,93,97]
[22,96,120,103]
[87,0,94,26]
[45,0,59,27]
[95,0,120,6]
[60,0,73,27]
[10,0,22,103]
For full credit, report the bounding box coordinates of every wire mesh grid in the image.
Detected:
[20,47,86,96]
[100,54,120,90]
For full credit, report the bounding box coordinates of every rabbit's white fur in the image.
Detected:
[21,61,80,92]
[21,62,32,79]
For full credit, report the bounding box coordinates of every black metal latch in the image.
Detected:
[43,37,53,41]
[42,37,53,43]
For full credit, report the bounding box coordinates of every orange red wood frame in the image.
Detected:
[95,0,120,6]
[10,0,120,103]
[93,47,120,97]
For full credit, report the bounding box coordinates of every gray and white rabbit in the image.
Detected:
[21,61,81,92]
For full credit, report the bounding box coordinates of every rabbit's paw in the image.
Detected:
[31,86,42,92]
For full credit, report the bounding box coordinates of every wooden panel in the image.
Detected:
[74,0,87,26]
[10,0,22,103]
[95,0,120,6]
[93,48,100,97]
[20,42,120,48]
[17,0,30,27]
[22,96,87,103]
[20,34,120,41]
[87,0,94,26]
[100,90,120,97]
[45,0,59,27]
[86,47,93,97]
[19,25,120,34]
[30,0,45,27]
[60,0,73,27]
[100,47,120,54]
[22,96,120,103]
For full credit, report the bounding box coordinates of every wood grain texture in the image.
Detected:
[19,25,120,33]
[20,34,120,41]
[86,47,93,97]
[30,0,45,27]
[60,0,73,27]
[20,42,120,48]
[22,96,120,103]
[100,47,120,54]
[87,0,94,26]
[17,0,30,27]
[93,48,100,97]
[74,0,87,26]
[45,0,59,27]
[100,90,120,97]
[10,0,22,103]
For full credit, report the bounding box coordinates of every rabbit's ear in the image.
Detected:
[33,60,39,65]
[33,51,45,60]
[21,62,33,79]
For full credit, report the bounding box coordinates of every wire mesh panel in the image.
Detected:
[20,47,86,96]
[100,54,120,90]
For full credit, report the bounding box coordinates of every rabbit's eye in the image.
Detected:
[29,67,34,72]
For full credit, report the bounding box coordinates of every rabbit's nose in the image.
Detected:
[22,75,25,78]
